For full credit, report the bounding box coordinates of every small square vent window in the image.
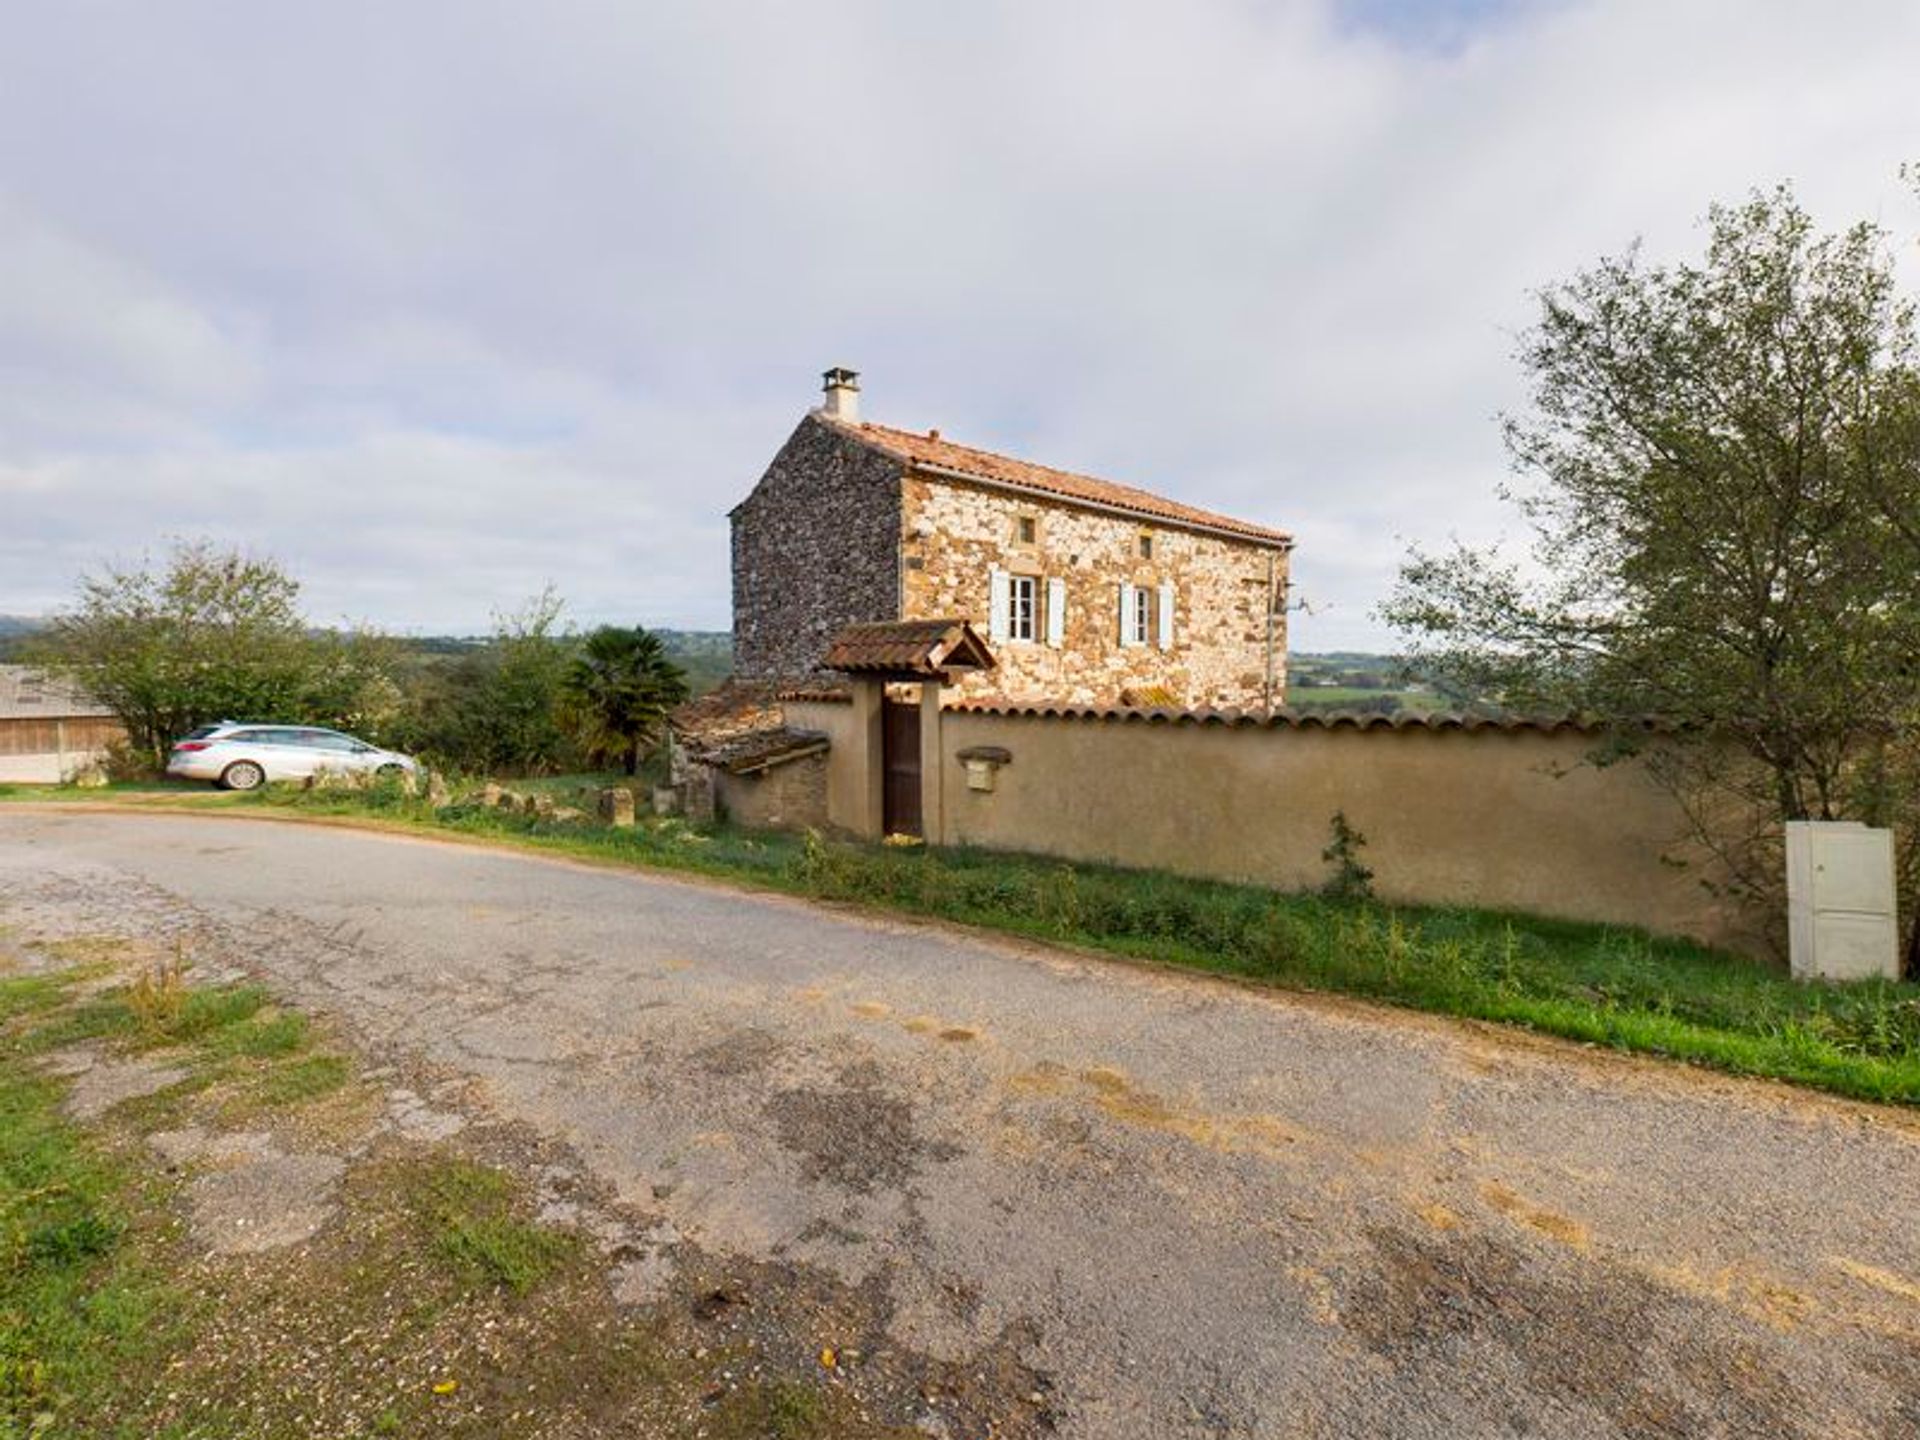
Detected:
[1017,516,1037,545]
[1138,533,1154,559]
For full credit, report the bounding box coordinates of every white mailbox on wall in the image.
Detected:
[1785,821,1900,982]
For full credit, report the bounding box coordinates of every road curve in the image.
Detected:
[3,808,1918,1438]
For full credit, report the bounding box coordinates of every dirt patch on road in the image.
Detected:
[692,1026,787,1078]
[767,1061,962,1194]
[1344,1223,1825,1438]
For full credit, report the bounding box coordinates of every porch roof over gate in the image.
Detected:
[821,619,995,681]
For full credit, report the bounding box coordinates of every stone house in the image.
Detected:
[731,369,1294,710]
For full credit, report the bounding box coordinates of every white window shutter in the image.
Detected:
[1118,582,1136,647]
[1157,582,1175,651]
[1046,577,1066,647]
[988,566,1010,642]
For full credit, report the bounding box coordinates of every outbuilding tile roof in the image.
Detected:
[705,726,831,775]
[827,416,1292,547]
[0,665,112,721]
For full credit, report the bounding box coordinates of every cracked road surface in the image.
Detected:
[5,809,1919,1438]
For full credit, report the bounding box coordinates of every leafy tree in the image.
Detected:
[394,590,582,775]
[38,540,396,767]
[1384,186,1920,952]
[560,626,690,777]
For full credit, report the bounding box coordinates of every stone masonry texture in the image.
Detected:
[900,473,1288,709]
[731,415,902,682]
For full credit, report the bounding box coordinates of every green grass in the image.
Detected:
[9,781,1920,1105]
[249,1053,351,1106]
[20,996,137,1052]
[0,978,185,1437]
[206,1010,309,1059]
[402,1158,579,1294]
[505,771,638,799]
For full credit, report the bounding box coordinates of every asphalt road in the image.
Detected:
[4,809,1918,1439]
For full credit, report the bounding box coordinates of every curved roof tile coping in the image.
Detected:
[940,700,1680,735]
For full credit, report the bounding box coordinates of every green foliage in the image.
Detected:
[560,625,690,777]
[1320,811,1375,901]
[1386,184,1920,949]
[389,589,585,776]
[36,539,399,768]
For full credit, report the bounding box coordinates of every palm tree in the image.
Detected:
[561,626,690,777]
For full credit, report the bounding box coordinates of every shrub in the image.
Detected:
[1320,811,1375,901]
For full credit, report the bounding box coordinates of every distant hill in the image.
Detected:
[390,627,733,696]
[0,616,46,662]
[655,630,731,696]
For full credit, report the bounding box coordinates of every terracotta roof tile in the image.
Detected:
[668,679,785,746]
[827,417,1291,546]
[942,698,1682,735]
[705,726,830,775]
[822,619,995,678]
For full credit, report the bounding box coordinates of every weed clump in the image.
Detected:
[126,947,190,1035]
[1320,811,1375,902]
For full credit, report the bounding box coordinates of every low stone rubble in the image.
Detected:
[598,787,636,828]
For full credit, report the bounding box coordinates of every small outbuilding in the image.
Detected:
[0,666,123,783]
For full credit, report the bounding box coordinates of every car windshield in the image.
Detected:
[182,725,223,740]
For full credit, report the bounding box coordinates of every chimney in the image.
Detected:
[820,366,860,423]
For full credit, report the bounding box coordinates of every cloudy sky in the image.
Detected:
[3,1,1915,649]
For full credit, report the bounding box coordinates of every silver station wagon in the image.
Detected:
[165,723,419,791]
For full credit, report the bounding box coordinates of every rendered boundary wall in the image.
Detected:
[786,695,1756,953]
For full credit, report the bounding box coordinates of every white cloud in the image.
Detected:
[1,0,1915,647]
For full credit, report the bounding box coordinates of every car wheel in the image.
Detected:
[375,763,404,777]
[219,760,266,792]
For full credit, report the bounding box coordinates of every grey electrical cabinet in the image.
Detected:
[1785,821,1899,981]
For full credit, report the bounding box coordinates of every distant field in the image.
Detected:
[1284,685,1443,709]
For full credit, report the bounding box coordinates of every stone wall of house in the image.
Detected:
[731,414,903,682]
[898,473,1289,709]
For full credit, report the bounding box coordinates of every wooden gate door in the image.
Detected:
[882,699,923,838]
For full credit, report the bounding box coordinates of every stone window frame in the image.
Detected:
[1137,530,1154,561]
[1013,512,1041,549]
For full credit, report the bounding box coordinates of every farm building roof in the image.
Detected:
[0,666,112,721]
[703,726,831,776]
